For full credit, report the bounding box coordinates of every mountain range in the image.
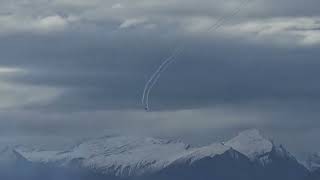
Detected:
[0,129,319,180]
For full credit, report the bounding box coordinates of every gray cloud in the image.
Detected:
[0,0,320,158]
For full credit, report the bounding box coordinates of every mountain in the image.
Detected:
[305,152,320,180]
[18,136,191,177]
[150,145,255,180]
[18,137,256,180]
[225,129,309,180]
[0,146,122,180]
[0,129,314,180]
[152,129,308,180]
[225,129,273,163]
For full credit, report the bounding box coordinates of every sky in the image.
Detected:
[0,0,320,158]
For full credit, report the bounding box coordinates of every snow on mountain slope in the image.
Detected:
[18,136,192,176]
[307,152,320,171]
[15,129,301,177]
[172,143,231,164]
[224,129,297,166]
[225,129,273,161]
[18,135,237,177]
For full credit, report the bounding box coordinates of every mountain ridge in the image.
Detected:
[0,129,316,180]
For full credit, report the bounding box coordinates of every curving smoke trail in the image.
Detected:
[145,74,160,111]
[144,47,185,110]
[142,46,184,106]
[142,0,254,111]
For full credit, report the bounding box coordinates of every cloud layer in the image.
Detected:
[0,0,320,158]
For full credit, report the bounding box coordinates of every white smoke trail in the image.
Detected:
[145,74,160,110]
[142,46,184,106]
[144,47,184,110]
[142,0,254,110]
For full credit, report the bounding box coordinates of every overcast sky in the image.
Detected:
[0,0,320,158]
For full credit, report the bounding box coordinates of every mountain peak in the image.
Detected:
[225,129,273,160]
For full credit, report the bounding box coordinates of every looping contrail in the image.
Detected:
[142,0,253,111]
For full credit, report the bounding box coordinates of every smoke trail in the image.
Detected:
[142,0,254,110]
[142,46,184,106]
[145,74,160,110]
[144,47,184,110]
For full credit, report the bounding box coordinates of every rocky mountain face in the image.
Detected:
[0,129,315,180]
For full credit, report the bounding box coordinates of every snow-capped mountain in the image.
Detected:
[153,146,253,180]
[225,129,273,162]
[225,129,296,165]
[0,129,314,180]
[155,129,307,180]
[18,134,248,177]
[18,136,191,176]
